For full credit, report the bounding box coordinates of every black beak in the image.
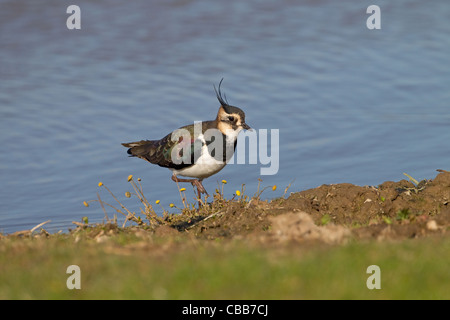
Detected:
[242,123,252,131]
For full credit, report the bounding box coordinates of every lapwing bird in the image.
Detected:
[121,79,251,204]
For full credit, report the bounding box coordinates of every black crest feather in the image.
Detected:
[213,78,230,107]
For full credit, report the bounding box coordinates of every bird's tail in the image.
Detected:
[121,140,155,158]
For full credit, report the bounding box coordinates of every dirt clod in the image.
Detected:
[269,211,351,244]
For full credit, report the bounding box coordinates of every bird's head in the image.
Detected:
[214,79,251,135]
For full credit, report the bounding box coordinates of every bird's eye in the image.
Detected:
[228,116,235,122]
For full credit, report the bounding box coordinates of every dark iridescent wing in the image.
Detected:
[122,127,204,170]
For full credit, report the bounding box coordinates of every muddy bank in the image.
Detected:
[4,171,449,246]
[183,171,450,243]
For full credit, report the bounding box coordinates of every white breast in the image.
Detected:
[171,132,237,179]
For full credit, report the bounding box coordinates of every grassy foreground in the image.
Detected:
[1,230,449,299]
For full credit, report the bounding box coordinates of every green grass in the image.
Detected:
[1,234,449,299]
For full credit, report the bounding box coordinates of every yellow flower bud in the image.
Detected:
[272,185,277,191]
[155,200,160,204]
[222,180,227,184]
[125,191,131,198]
[236,190,241,196]
[127,175,133,182]
[180,188,186,192]
[169,203,174,208]
[98,182,103,187]
[83,201,89,207]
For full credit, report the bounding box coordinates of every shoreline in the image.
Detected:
[3,170,449,243]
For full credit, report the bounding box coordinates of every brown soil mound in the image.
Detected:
[185,171,450,243]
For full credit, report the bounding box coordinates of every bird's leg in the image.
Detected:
[171,174,208,208]
[171,174,207,194]
[192,179,208,196]
[193,179,208,209]
[194,184,204,210]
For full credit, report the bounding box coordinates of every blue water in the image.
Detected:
[1,0,449,234]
